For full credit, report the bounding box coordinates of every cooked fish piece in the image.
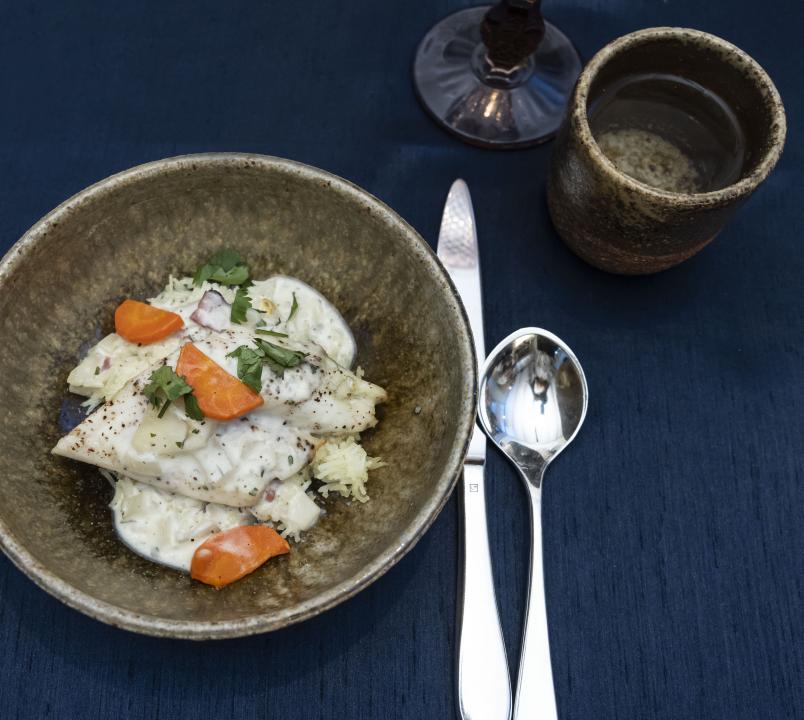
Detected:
[53,376,318,507]
[179,326,386,435]
[53,330,384,506]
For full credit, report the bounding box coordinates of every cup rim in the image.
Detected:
[571,27,787,207]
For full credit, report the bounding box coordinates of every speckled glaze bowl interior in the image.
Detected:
[0,154,476,638]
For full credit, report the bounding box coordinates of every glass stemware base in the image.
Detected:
[413,6,582,148]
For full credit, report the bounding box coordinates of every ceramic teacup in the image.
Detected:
[547,27,786,274]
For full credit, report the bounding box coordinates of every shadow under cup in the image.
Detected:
[547,27,786,274]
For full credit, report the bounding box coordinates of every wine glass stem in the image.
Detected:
[482,0,546,70]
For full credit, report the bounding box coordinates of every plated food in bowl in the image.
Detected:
[54,249,387,587]
[0,154,475,638]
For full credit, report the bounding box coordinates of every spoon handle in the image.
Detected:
[514,485,557,720]
[457,462,512,720]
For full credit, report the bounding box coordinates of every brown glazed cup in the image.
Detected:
[547,27,786,274]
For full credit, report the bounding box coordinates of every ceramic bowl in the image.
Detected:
[0,154,475,638]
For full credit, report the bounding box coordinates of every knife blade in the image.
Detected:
[437,179,486,463]
[437,179,512,720]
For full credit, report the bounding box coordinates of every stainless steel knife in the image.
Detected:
[437,180,512,720]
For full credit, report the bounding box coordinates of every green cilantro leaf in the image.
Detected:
[184,393,204,421]
[227,346,265,393]
[193,263,216,286]
[228,338,306,385]
[193,249,250,287]
[288,291,299,321]
[209,264,249,286]
[142,366,204,420]
[255,329,288,338]
[208,249,242,270]
[230,286,253,324]
[254,338,306,375]
[143,366,191,411]
[262,356,286,377]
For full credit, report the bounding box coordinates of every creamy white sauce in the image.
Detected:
[111,477,251,571]
[248,276,356,368]
[110,471,323,572]
[249,479,321,531]
[54,273,386,574]
[151,274,356,367]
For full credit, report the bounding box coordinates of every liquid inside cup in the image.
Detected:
[588,72,746,194]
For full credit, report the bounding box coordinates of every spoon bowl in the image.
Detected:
[478,327,588,720]
[479,327,588,486]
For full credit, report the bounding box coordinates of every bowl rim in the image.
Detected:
[571,26,787,208]
[0,152,477,639]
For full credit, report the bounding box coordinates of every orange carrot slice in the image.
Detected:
[115,299,183,344]
[191,525,290,589]
[176,343,263,420]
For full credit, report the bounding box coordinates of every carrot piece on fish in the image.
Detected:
[115,299,183,344]
[191,525,290,589]
[176,343,263,421]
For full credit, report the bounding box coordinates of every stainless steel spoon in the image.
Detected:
[478,327,588,720]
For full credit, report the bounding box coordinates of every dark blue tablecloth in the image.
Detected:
[1,2,802,718]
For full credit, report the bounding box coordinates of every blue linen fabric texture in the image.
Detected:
[0,1,802,719]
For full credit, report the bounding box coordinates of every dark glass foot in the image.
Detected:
[413,6,582,148]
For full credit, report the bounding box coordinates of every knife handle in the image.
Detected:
[457,463,512,720]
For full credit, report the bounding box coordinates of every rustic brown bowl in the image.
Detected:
[0,154,475,638]
[547,27,786,274]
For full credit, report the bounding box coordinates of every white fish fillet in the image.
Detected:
[53,330,386,507]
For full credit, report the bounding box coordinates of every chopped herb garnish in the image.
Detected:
[230,285,252,324]
[255,338,305,369]
[175,441,184,449]
[142,366,204,421]
[255,319,267,328]
[288,291,299,321]
[227,338,306,387]
[227,346,265,393]
[255,329,288,338]
[184,393,204,421]
[149,433,156,438]
[288,455,294,465]
[94,366,100,375]
[192,249,250,287]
